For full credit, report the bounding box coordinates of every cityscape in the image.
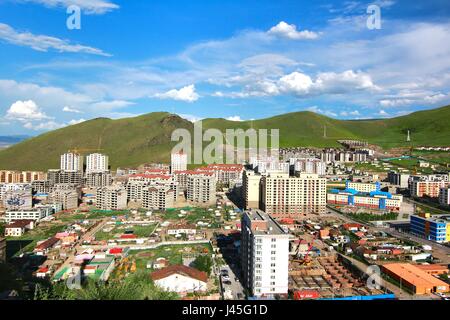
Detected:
[0,0,449,308]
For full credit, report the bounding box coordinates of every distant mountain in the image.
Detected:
[0,106,448,171]
[0,135,31,148]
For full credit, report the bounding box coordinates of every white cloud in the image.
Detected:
[178,113,203,123]
[22,0,119,15]
[378,110,389,117]
[226,116,244,122]
[278,72,314,95]
[24,120,63,131]
[68,118,86,125]
[63,106,83,113]
[268,21,319,40]
[6,100,50,121]
[307,106,337,118]
[91,100,135,110]
[154,85,200,102]
[0,23,111,56]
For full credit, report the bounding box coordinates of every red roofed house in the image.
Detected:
[34,237,60,255]
[342,223,362,232]
[4,220,35,237]
[151,265,208,295]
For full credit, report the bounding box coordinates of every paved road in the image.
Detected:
[219,264,244,300]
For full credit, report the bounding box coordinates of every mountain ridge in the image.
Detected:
[0,105,448,171]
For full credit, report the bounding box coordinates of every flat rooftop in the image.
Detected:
[382,263,449,288]
[415,215,450,223]
[245,209,287,235]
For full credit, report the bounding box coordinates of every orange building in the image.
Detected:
[382,263,449,295]
[416,264,449,276]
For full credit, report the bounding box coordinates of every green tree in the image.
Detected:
[192,255,213,275]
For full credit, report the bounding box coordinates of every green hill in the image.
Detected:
[0,105,449,171]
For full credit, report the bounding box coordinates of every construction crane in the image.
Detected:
[293,233,319,266]
[67,148,104,154]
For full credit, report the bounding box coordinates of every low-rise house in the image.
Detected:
[167,223,197,236]
[34,237,60,255]
[4,219,35,237]
[147,257,169,270]
[151,265,208,295]
[36,267,52,278]
[55,232,79,245]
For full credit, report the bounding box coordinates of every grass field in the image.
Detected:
[94,223,158,241]
[128,243,213,271]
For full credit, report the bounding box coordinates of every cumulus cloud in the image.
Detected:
[278,72,314,95]
[0,23,111,56]
[21,0,119,15]
[6,100,50,121]
[154,85,200,102]
[226,116,244,122]
[219,70,377,98]
[268,21,320,40]
[178,113,203,123]
[63,106,83,113]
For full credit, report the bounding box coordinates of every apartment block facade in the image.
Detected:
[261,173,327,218]
[241,209,289,298]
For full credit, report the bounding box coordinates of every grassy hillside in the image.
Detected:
[203,105,450,148]
[0,106,449,171]
[0,112,192,171]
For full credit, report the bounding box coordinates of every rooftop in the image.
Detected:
[245,209,287,236]
[150,264,208,283]
[382,263,450,288]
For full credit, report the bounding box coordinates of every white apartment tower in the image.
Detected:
[86,153,109,173]
[241,209,290,298]
[60,153,83,172]
[171,150,188,174]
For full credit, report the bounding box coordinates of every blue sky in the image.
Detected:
[0,0,450,135]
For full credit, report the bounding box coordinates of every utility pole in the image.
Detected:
[323,125,327,138]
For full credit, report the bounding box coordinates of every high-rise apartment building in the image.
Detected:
[47,170,82,186]
[86,153,109,173]
[241,209,289,298]
[186,172,216,205]
[85,172,112,188]
[60,153,83,172]
[294,158,326,176]
[171,150,188,174]
[261,173,327,218]
[388,172,410,189]
[142,185,175,210]
[243,170,262,209]
[409,176,446,198]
